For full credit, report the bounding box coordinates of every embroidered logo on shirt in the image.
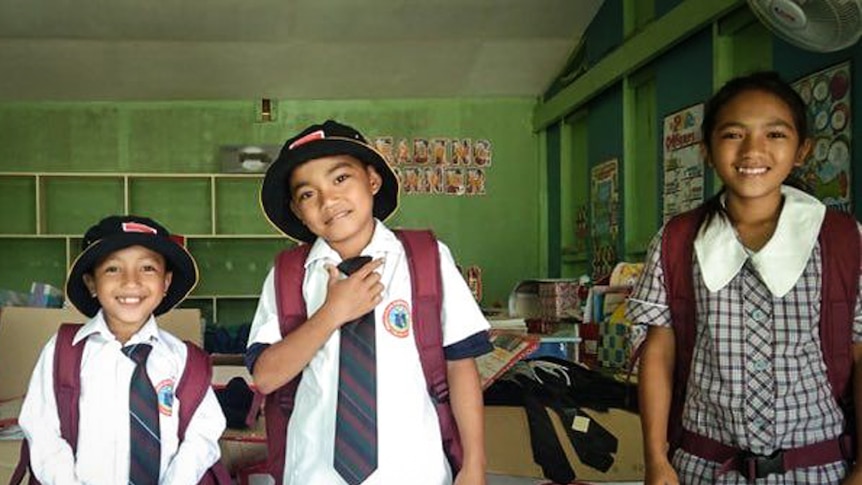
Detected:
[156,379,175,416]
[383,299,411,338]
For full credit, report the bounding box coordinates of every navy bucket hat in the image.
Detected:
[260,120,399,243]
[66,215,198,317]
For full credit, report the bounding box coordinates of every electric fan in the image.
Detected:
[747,0,862,52]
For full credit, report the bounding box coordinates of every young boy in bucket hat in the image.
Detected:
[17,215,227,484]
[247,119,492,485]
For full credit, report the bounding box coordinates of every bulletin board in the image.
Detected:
[590,158,619,280]
[662,103,705,222]
[791,61,852,211]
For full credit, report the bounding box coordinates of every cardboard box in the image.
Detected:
[0,440,21,484]
[485,405,644,482]
[0,306,202,480]
[219,410,267,476]
[537,279,584,321]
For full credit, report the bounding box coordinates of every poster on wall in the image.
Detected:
[662,103,705,222]
[591,158,619,280]
[791,61,852,211]
[371,133,490,197]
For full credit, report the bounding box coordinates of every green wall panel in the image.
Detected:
[0,176,36,234]
[188,238,291,296]
[0,238,66,292]
[126,105,255,173]
[42,176,124,234]
[215,178,279,235]
[544,124,562,277]
[129,177,212,235]
[626,74,657,258]
[0,97,540,307]
[217,298,260,327]
[0,106,120,172]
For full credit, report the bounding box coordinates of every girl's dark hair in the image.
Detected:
[699,71,810,228]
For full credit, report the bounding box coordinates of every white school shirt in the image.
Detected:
[247,220,490,485]
[19,311,226,485]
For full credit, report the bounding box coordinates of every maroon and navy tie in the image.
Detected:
[334,256,378,485]
[122,343,161,484]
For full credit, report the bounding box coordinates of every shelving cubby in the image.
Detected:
[0,172,294,328]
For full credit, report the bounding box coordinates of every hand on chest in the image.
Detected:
[308,256,416,343]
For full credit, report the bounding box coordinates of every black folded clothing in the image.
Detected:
[215,376,257,429]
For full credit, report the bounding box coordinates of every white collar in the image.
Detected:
[305,219,403,267]
[73,310,160,345]
[693,185,825,297]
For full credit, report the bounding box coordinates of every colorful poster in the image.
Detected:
[792,61,852,211]
[375,134,491,196]
[591,158,619,280]
[662,103,705,222]
[372,136,394,165]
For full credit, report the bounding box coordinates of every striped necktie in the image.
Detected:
[122,343,161,484]
[334,256,378,485]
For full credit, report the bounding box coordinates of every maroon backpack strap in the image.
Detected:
[177,342,212,441]
[660,207,705,454]
[818,210,860,417]
[275,245,311,336]
[10,441,32,485]
[176,342,232,484]
[266,244,311,483]
[395,229,463,473]
[54,324,85,452]
[12,324,85,485]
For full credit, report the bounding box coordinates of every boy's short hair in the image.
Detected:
[66,215,198,317]
[260,120,399,243]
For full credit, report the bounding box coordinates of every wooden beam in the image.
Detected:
[533,0,744,131]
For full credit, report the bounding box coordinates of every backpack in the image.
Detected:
[262,229,463,483]
[11,324,232,485]
[660,206,859,459]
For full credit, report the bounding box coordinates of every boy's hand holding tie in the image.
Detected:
[320,257,385,328]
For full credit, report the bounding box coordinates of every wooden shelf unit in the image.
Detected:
[0,171,293,327]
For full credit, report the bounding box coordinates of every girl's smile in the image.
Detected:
[707,88,810,211]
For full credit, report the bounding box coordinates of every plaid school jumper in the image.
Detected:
[627,226,862,484]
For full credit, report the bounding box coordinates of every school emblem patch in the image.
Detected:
[156,379,174,416]
[384,299,411,338]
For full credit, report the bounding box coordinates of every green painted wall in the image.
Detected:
[538,0,862,277]
[0,98,540,311]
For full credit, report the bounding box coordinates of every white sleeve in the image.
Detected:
[18,335,83,485]
[160,386,226,485]
[438,241,490,346]
[247,268,283,347]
